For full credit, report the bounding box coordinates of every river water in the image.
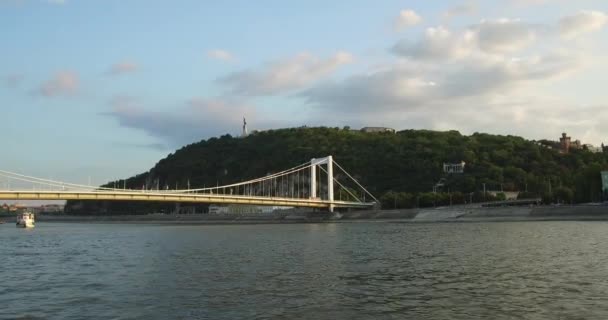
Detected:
[2,221,608,319]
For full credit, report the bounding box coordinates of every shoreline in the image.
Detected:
[4,205,608,225]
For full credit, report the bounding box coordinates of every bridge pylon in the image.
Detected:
[310,156,334,212]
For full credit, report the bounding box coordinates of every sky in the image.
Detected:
[1,0,608,187]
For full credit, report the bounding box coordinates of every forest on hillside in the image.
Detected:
[66,127,608,213]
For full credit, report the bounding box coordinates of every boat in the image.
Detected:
[16,212,35,228]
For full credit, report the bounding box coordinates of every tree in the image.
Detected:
[64,127,608,214]
[554,186,573,204]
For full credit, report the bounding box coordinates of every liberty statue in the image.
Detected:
[242,117,248,137]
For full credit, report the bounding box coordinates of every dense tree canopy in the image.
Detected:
[67,127,608,213]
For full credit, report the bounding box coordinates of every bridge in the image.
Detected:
[0,156,378,212]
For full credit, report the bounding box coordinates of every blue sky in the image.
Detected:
[1,0,608,187]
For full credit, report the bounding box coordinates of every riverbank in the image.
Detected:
[3,204,608,224]
[339,206,608,223]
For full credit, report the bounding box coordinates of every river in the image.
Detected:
[2,221,608,319]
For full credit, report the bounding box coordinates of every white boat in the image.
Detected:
[16,212,35,228]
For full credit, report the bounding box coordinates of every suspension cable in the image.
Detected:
[332,160,379,203]
[317,165,362,203]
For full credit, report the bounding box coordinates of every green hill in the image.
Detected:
[66,127,608,214]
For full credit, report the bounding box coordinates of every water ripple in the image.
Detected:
[2,221,608,319]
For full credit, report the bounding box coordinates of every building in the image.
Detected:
[208,204,292,215]
[584,144,603,153]
[208,204,229,215]
[559,132,581,154]
[443,161,466,174]
[602,171,608,193]
[487,191,520,200]
[559,132,571,153]
[360,127,395,133]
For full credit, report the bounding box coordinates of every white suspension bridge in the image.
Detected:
[0,156,378,212]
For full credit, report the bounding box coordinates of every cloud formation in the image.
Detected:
[36,71,78,97]
[101,7,608,146]
[207,49,234,62]
[510,0,551,7]
[443,3,477,18]
[395,10,422,30]
[218,51,354,95]
[299,62,604,144]
[107,61,139,76]
[559,10,608,38]
[392,26,476,60]
[474,19,539,53]
[392,19,542,60]
[301,51,580,113]
[294,6,608,142]
[104,96,257,147]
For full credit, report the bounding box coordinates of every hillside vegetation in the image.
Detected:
[67,127,608,213]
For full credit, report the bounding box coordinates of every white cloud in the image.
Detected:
[559,10,608,38]
[298,48,601,141]
[36,71,78,97]
[426,99,608,146]
[443,3,477,18]
[392,26,476,60]
[474,19,539,53]
[301,50,581,114]
[395,10,422,30]
[207,49,234,62]
[372,8,608,142]
[104,7,607,146]
[107,61,139,76]
[510,0,550,7]
[392,19,542,61]
[219,51,354,95]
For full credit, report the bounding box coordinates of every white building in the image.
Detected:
[360,127,395,133]
[208,204,292,215]
[443,161,466,174]
[208,204,229,215]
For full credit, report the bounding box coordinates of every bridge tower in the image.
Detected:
[310,156,334,212]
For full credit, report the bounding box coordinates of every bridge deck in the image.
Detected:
[0,190,374,209]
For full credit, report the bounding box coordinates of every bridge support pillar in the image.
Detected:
[310,156,334,212]
[327,155,334,212]
[310,159,317,199]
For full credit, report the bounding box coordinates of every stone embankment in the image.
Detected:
[4,205,608,224]
[344,205,608,222]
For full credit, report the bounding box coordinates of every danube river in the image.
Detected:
[2,221,608,319]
